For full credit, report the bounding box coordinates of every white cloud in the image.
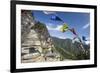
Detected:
[43,11,56,15]
[51,34,67,39]
[83,23,90,29]
[57,36,67,39]
[46,23,56,28]
[86,37,90,41]
[46,25,62,31]
[85,41,90,45]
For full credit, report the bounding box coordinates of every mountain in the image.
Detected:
[51,37,90,60]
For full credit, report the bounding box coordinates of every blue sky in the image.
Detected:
[32,11,90,40]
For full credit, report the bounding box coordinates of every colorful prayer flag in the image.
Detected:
[50,15,63,21]
[82,36,87,41]
[69,28,77,35]
[60,23,69,32]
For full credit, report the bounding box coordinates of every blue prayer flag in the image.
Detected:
[82,36,87,41]
[50,15,63,21]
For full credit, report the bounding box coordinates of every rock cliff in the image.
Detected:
[21,10,60,63]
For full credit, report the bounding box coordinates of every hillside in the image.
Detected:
[51,37,90,60]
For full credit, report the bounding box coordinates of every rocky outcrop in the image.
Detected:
[21,10,35,43]
[21,10,60,63]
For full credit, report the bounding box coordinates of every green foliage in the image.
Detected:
[31,22,46,29]
[52,37,90,60]
[75,50,90,60]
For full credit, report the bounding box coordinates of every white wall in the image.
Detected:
[0,0,99,73]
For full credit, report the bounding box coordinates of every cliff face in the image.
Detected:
[21,10,35,43]
[21,10,60,63]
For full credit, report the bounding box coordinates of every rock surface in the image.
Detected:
[21,10,60,63]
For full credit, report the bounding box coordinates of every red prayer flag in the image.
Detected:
[69,28,77,35]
